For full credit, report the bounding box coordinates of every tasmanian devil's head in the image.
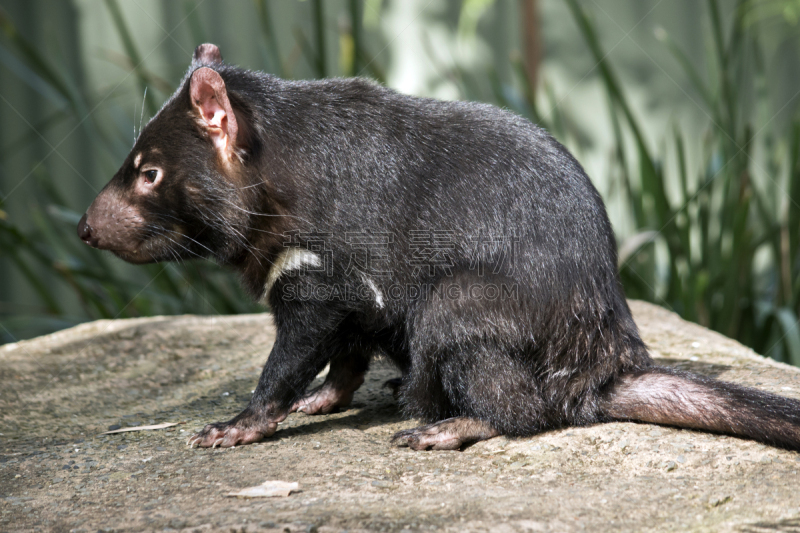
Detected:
[78,43,259,264]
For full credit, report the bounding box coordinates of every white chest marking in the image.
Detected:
[364,277,385,309]
[261,248,322,301]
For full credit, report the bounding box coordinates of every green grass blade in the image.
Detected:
[656,28,714,111]
[349,0,363,76]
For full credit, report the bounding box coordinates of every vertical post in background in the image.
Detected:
[254,0,285,76]
[520,0,541,97]
[312,0,327,78]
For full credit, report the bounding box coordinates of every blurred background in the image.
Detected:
[1,0,800,365]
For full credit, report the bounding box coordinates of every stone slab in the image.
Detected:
[2,301,800,532]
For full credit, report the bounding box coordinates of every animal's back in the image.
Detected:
[260,76,622,288]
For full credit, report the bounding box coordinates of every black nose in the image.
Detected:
[77,213,97,247]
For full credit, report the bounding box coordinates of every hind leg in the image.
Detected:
[394,346,547,450]
[394,275,550,450]
[290,349,370,415]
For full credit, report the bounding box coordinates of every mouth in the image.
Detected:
[81,237,143,258]
[109,244,156,264]
[79,236,138,256]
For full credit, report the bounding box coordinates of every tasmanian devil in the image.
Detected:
[78,43,800,451]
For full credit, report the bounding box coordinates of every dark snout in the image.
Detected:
[77,213,98,248]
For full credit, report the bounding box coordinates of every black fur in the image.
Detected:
[78,44,800,450]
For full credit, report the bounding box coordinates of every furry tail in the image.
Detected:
[599,366,800,450]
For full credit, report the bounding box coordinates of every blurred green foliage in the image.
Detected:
[1,0,800,369]
[559,0,800,365]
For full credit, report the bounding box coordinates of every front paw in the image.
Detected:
[187,411,279,448]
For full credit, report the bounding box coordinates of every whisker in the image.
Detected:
[233,182,267,190]
[146,226,206,260]
[213,195,315,225]
[150,204,285,271]
[148,218,221,258]
[139,87,147,140]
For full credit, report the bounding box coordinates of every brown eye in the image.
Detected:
[143,170,158,183]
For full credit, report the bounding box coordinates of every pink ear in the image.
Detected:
[190,67,239,157]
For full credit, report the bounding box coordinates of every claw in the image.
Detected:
[185,409,282,448]
[390,430,412,447]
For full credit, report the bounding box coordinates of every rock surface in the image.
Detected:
[2,301,800,532]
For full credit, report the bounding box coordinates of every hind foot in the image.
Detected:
[291,381,359,415]
[391,417,499,451]
[290,365,366,415]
